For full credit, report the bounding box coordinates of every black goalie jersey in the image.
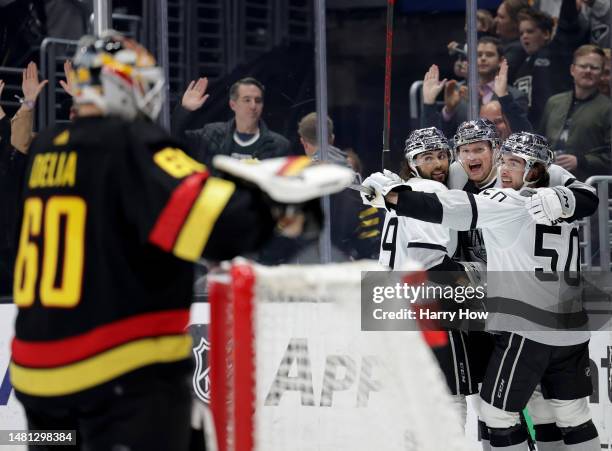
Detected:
[10,116,275,403]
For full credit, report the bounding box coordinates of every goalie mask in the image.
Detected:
[497,132,552,186]
[70,31,164,120]
[404,127,452,177]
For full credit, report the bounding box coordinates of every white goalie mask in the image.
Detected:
[497,132,553,185]
[71,31,165,121]
[404,127,452,177]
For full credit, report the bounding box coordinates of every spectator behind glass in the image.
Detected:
[448,9,497,80]
[578,0,610,48]
[599,47,611,96]
[0,61,47,296]
[495,0,530,82]
[297,112,381,260]
[513,3,582,126]
[480,101,513,139]
[297,112,351,169]
[539,44,611,180]
[478,9,496,35]
[171,77,290,168]
[421,38,529,139]
[535,1,610,49]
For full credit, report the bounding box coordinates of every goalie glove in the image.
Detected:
[212,155,354,204]
[525,186,576,225]
[360,171,405,208]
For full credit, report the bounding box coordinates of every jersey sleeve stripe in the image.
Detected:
[360,217,380,227]
[276,156,311,176]
[10,335,192,397]
[359,229,380,239]
[564,177,576,187]
[407,242,447,252]
[467,192,478,229]
[149,171,209,251]
[359,207,379,218]
[173,177,236,261]
[11,309,190,367]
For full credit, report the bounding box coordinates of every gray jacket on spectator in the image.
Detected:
[421,88,531,138]
[539,90,611,181]
[172,106,290,168]
[311,144,352,169]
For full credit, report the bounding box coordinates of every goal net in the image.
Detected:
[208,259,477,451]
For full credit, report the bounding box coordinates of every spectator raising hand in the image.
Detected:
[422,64,447,105]
[181,77,210,111]
[59,60,75,97]
[443,79,467,115]
[494,59,509,98]
[22,62,48,108]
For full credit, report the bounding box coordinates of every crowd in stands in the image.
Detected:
[434,0,611,184]
[0,0,611,297]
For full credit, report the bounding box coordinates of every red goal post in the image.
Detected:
[209,260,475,451]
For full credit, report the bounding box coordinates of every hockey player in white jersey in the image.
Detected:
[451,119,598,450]
[363,127,486,428]
[375,127,457,271]
[366,132,600,451]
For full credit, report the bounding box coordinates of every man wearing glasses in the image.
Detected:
[539,44,612,181]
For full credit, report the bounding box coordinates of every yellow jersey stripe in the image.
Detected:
[360,217,380,227]
[359,207,379,219]
[359,229,380,239]
[10,334,192,397]
[173,177,235,261]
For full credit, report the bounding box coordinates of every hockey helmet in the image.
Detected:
[453,118,500,155]
[498,132,553,184]
[70,31,164,120]
[404,127,452,176]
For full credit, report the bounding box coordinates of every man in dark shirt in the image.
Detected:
[172,76,290,168]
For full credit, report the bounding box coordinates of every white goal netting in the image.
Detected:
[209,260,477,451]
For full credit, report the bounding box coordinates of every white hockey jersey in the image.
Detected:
[447,161,595,265]
[432,187,588,346]
[379,178,457,270]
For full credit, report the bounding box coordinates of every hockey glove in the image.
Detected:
[361,171,405,208]
[526,186,576,225]
[212,155,354,204]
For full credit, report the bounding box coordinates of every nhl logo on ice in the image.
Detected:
[192,337,211,403]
